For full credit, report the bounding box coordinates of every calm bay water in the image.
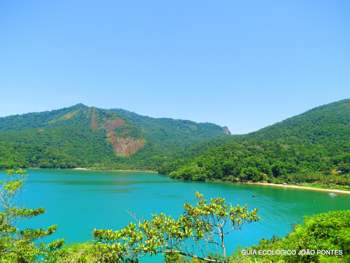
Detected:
[2,169,350,262]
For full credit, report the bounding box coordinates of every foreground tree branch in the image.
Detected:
[93,192,260,262]
[0,169,66,262]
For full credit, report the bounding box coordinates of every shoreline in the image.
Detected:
[30,167,159,174]
[245,182,350,194]
[103,169,158,174]
[3,168,349,193]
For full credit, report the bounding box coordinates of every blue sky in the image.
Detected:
[1,0,349,134]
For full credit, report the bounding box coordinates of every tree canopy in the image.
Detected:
[92,192,260,263]
[0,169,65,262]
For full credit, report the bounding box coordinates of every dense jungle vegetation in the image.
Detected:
[0,104,228,170]
[240,210,350,263]
[2,100,350,262]
[1,99,350,189]
[158,99,350,190]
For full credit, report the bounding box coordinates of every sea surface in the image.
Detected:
[2,169,350,262]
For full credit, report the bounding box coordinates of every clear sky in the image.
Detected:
[1,0,349,134]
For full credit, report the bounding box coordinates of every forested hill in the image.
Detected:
[0,104,229,169]
[159,99,350,187]
[242,99,350,144]
[0,103,87,133]
[109,108,230,153]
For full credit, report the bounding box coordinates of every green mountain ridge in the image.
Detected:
[0,103,86,132]
[243,99,350,143]
[109,108,230,153]
[159,99,350,188]
[2,99,350,182]
[0,104,228,169]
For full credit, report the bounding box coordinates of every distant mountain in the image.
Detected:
[242,99,350,145]
[159,99,350,186]
[0,104,229,169]
[109,108,230,153]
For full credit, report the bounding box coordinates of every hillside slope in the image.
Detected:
[109,108,230,153]
[159,99,350,187]
[244,99,350,146]
[0,104,228,169]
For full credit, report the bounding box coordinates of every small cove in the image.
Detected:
[2,169,350,262]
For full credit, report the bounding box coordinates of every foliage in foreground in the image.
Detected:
[57,193,260,263]
[0,169,66,262]
[2,169,349,263]
[239,210,350,263]
[92,192,260,263]
[164,210,350,263]
[0,169,260,262]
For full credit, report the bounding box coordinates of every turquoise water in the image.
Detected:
[2,169,350,262]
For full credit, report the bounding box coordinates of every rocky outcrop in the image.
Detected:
[222,127,231,135]
[107,135,145,156]
[90,109,99,130]
[104,119,144,156]
[63,109,81,119]
[103,119,124,133]
[87,110,144,156]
